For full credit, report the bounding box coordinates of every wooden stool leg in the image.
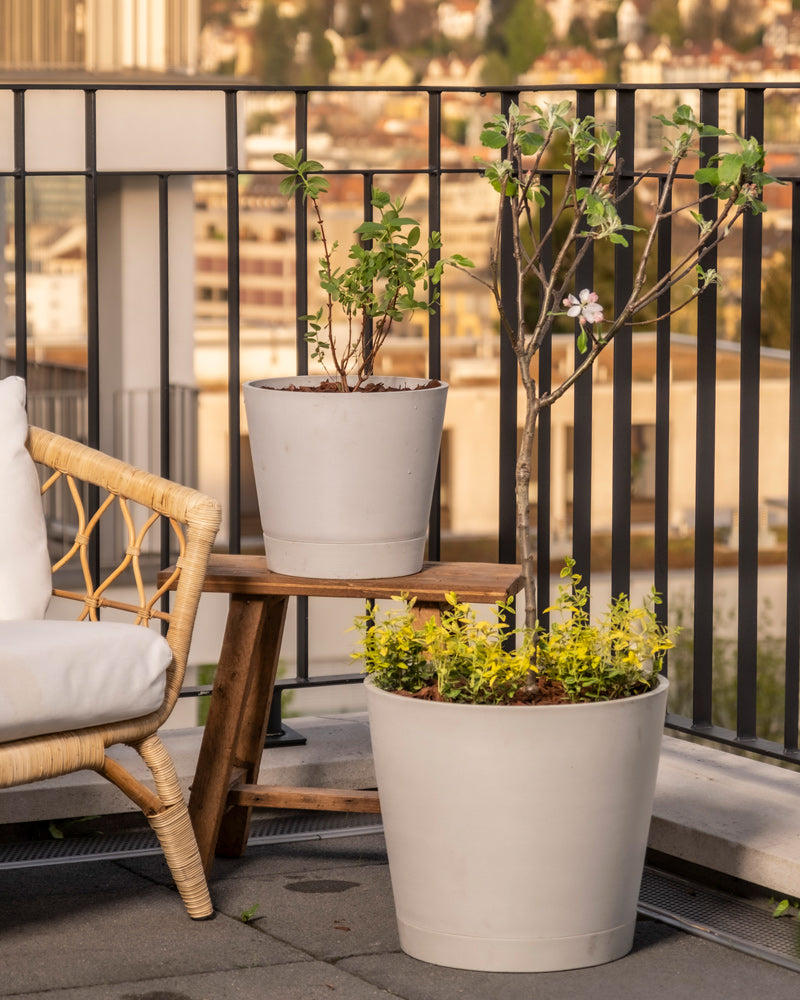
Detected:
[189,594,287,871]
[214,593,288,860]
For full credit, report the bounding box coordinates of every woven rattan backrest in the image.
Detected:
[39,463,184,628]
[26,426,221,720]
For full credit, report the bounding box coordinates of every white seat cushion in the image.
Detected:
[0,377,51,620]
[0,620,172,743]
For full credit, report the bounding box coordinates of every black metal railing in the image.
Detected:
[3,80,800,762]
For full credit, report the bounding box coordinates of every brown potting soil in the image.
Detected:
[270,379,442,392]
[396,675,573,706]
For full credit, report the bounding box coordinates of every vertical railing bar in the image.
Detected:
[427,89,443,562]
[572,88,596,600]
[294,90,310,685]
[361,170,374,370]
[497,89,520,567]
[654,176,672,640]
[13,90,27,383]
[84,87,101,592]
[783,179,800,752]
[536,174,553,626]
[611,88,635,600]
[294,89,309,375]
[735,88,764,742]
[158,173,171,567]
[692,87,720,728]
[225,88,242,554]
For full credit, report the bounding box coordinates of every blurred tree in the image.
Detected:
[594,8,618,41]
[503,0,553,77]
[254,0,335,85]
[255,1,296,83]
[480,50,514,85]
[646,0,682,46]
[365,0,392,49]
[566,16,593,51]
[760,253,791,350]
[482,0,551,80]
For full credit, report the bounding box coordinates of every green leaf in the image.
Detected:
[773,899,791,918]
[355,221,385,239]
[577,328,588,354]
[697,124,726,137]
[694,167,719,186]
[273,150,299,169]
[480,128,507,149]
[518,131,545,155]
[718,153,744,186]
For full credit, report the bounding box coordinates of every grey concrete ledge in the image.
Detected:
[650,735,800,898]
[2,716,799,900]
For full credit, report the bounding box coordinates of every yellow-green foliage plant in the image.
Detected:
[356,559,678,705]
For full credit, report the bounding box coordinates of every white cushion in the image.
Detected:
[0,620,171,743]
[0,377,51,620]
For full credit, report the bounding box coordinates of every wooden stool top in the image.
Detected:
[165,554,523,604]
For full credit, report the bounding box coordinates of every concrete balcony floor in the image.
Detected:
[1,829,799,999]
[2,717,800,996]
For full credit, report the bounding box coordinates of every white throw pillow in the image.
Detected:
[0,377,52,620]
[0,620,172,743]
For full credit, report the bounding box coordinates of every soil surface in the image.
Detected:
[270,379,442,393]
[397,676,573,706]
[395,675,652,706]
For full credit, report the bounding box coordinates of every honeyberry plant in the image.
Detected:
[275,150,472,392]
[476,101,775,630]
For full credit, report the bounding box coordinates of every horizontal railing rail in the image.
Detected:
[3,80,800,761]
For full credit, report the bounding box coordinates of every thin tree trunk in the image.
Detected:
[517,370,539,631]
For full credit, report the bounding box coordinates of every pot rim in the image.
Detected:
[243,374,449,392]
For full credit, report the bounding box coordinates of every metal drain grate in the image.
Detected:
[0,812,383,869]
[639,866,800,971]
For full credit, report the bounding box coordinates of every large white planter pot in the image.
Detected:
[365,675,669,972]
[242,375,447,578]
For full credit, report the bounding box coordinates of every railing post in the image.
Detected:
[611,88,636,601]
[498,89,520,568]
[571,88,596,601]
[692,88,721,730]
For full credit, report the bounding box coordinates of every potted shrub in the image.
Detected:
[357,102,774,971]
[243,152,471,579]
[358,563,676,971]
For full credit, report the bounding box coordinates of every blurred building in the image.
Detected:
[0,0,200,75]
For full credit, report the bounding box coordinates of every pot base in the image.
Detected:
[264,533,425,579]
[398,917,635,973]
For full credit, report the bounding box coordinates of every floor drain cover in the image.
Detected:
[639,866,800,971]
[0,812,383,868]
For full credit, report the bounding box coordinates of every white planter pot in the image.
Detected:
[365,675,669,972]
[242,375,447,579]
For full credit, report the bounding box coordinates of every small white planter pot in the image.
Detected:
[365,675,669,972]
[242,375,447,579]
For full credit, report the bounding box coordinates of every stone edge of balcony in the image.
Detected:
[1,716,799,900]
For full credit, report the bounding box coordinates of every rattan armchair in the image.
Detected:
[0,426,221,919]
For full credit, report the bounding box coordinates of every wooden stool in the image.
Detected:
[162,555,523,872]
